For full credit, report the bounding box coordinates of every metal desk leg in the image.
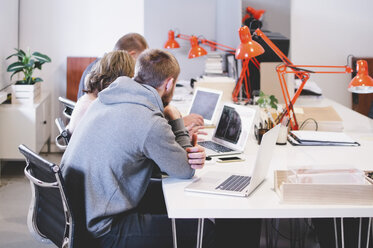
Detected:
[359,218,362,248]
[334,218,339,248]
[366,218,372,248]
[341,217,345,248]
[172,218,178,248]
[196,218,204,248]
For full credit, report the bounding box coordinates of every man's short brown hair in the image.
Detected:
[113,33,148,53]
[134,49,180,89]
[85,50,135,94]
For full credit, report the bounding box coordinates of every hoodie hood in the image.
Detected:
[98,76,164,113]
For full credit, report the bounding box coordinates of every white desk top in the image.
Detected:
[163,96,373,219]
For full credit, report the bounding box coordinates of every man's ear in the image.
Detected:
[128,50,138,59]
[165,78,174,91]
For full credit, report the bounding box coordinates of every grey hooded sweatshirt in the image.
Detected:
[61,76,195,238]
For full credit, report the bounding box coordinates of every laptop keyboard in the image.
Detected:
[198,141,234,153]
[215,175,251,192]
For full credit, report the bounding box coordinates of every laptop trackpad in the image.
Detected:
[186,171,231,190]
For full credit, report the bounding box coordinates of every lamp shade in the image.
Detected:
[235,26,264,60]
[164,30,180,49]
[188,36,207,59]
[348,60,373,94]
[246,7,266,20]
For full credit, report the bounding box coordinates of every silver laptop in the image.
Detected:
[198,104,256,157]
[185,125,280,197]
[188,87,223,126]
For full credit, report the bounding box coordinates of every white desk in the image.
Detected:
[163,97,373,246]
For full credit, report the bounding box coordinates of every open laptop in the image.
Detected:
[185,124,280,197]
[198,104,256,157]
[188,87,223,126]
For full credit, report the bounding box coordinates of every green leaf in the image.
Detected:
[34,61,42,70]
[33,77,43,83]
[270,102,278,110]
[9,69,23,80]
[6,52,20,60]
[16,48,26,56]
[7,62,25,72]
[32,52,51,63]
[259,91,265,97]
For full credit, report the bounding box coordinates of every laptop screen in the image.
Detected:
[214,105,242,144]
[189,89,221,121]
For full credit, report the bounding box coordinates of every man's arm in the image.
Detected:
[143,118,194,179]
[143,106,206,179]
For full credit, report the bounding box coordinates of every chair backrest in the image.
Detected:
[58,97,76,120]
[19,144,75,248]
[55,118,71,150]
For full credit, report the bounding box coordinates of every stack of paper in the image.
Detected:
[204,52,224,75]
[288,130,360,146]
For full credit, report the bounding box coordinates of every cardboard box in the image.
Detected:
[274,170,373,205]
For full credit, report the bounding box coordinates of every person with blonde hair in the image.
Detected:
[67,50,134,134]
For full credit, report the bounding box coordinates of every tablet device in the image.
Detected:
[187,87,223,126]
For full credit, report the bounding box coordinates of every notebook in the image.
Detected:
[185,125,280,197]
[198,104,256,157]
[288,130,360,146]
[187,87,223,126]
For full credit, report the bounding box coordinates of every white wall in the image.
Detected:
[144,0,217,81]
[291,0,373,107]
[242,0,290,38]
[216,0,242,48]
[0,0,19,91]
[19,0,144,139]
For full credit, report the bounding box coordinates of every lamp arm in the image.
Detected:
[176,34,192,41]
[255,28,354,130]
[276,64,352,129]
[200,39,236,54]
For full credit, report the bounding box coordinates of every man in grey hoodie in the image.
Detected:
[61,49,214,247]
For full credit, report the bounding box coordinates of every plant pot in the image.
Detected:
[11,82,41,104]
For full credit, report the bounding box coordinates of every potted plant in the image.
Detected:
[256,90,279,126]
[254,91,279,144]
[6,48,51,104]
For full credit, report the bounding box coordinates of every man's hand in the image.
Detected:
[183,113,204,127]
[186,124,208,141]
[186,134,206,169]
[164,105,182,121]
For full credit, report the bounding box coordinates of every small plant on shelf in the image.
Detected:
[6,48,51,85]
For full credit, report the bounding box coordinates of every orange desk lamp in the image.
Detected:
[242,6,266,23]
[164,29,261,103]
[236,26,373,130]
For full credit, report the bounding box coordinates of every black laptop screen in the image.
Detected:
[189,90,220,120]
[214,106,242,144]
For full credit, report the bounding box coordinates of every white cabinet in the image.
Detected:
[0,92,51,160]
